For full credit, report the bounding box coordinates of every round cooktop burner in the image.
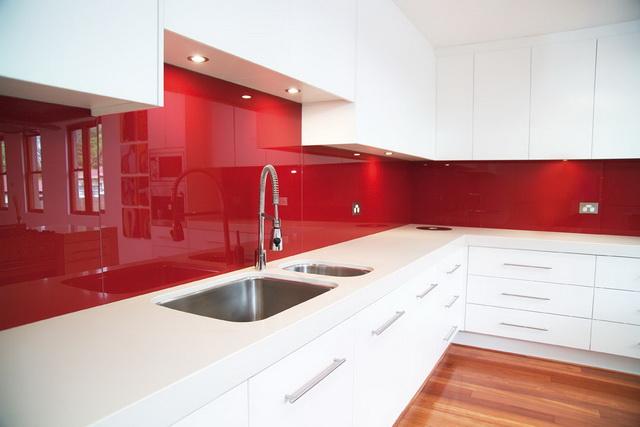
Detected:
[416,226,452,231]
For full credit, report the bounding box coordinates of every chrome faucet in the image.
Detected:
[256,165,283,270]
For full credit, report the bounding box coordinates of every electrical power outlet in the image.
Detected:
[352,201,361,216]
[579,202,599,214]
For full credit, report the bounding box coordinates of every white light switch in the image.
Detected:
[579,202,599,214]
[352,201,361,216]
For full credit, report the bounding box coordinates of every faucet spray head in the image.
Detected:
[271,204,283,251]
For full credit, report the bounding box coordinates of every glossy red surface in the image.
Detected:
[0,65,409,330]
[412,160,640,236]
[1,65,639,330]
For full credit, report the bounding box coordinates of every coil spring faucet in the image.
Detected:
[255,164,283,270]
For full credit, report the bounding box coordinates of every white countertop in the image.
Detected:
[1,225,639,427]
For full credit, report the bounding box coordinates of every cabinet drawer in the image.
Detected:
[436,249,466,279]
[469,247,595,286]
[249,321,354,427]
[466,304,591,350]
[173,382,248,427]
[467,276,593,318]
[591,320,640,359]
[596,256,640,292]
[594,288,640,326]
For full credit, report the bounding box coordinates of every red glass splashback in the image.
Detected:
[1,64,639,331]
[411,160,640,236]
[0,65,410,330]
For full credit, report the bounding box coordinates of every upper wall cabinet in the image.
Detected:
[473,48,531,160]
[0,0,163,116]
[354,0,436,159]
[436,21,640,161]
[301,0,437,160]
[529,40,596,160]
[436,54,474,160]
[593,33,640,159]
[164,0,357,101]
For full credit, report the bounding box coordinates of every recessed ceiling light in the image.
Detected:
[384,151,393,156]
[353,153,361,157]
[188,55,209,64]
[241,94,252,99]
[445,163,450,166]
[285,87,301,94]
[290,169,298,174]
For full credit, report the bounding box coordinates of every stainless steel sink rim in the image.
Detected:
[281,261,373,277]
[154,273,337,323]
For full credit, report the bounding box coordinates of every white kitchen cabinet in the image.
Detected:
[529,40,597,159]
[593,288,640,326]
[352,282,416,427]
[436,54,474,160]
[248,321,355,427]
[354,0,436,159]
[473,47,531,160]
[591,320,640,359]
[164,0,357,101]
[303,0,437,159]
[467,276,594,318]
[593,32,640,159]
[173,383,248,427]
[468,247,596,286]
[466,304,592,350]
[595,256,640,292]
[0,0,163,115]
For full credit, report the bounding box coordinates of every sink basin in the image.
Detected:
[62,261,219,294]
[156,275,336,322]
[282,262,372,277]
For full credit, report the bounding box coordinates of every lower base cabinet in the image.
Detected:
[591,320,640,359]
[172,249,468,427]
[466,304,592,350]
[248,321,355,427]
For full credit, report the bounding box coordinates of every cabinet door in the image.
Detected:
[353,286,415,427]
[0,0,162,114]
[249,321,354,427]
[355,0,436,159]
[529,40,596,159]
[173,383,248,427]
[436,54,474,160]
[473,48,531,160]
[593,33,640,159]
[289,0,357,100]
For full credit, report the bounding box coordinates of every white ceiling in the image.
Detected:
[394,0,640,47]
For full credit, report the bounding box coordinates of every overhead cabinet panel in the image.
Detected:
[529,40,596,159]
[473,48,531,160]
[0,0,163,114]
[593,32,640,159]
[436,54,474,160]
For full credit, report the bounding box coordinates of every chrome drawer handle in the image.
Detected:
[443,326,458,341]
[416,283,438,299]
[372,311,405,336]
[446,264,461,274]
[503,263,552,270]
[500,322,548,332]
[445,295,460,308]
[501,292,551,301]
[284,358,346,404]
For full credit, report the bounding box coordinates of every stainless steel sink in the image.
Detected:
[282,262,372,277]
[156,275,336,322]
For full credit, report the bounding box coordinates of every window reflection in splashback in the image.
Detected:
[0,65,411,330]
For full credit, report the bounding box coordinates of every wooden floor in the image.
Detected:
[395,344,640,427]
